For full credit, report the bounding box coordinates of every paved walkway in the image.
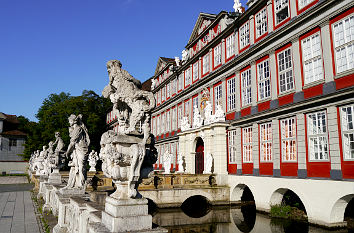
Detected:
[0,177,41,233]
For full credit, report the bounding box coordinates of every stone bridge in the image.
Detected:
[139,174,230,208]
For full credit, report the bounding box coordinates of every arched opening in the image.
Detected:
[181,195,211,218]
[195,137,204,174]
[345,198,354,232]
[230,184,256,232]
[281,190,307,214]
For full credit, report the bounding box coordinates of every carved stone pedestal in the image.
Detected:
[48,168,62,184]
[59,187,85,195]
[102,197,152,232]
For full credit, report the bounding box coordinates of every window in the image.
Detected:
[166,110,171,133]
[280,117,297,161]
[193,62,199,82]
[257,58,271,100]
[301,31,323,84]
[9,139,17,147]
[340,104,354,160]
[161,86,165,102]
[260,123,272,161]
[178,104,183,129]
[332,13,354,74]
[184,99,191,119]
[227,76,236,111]
[172,107,177,131]
[203,53,210,75]
[192,96,199,116]
[241,68,252,106]
[157,115,160,135]
[178,73,183,91]
[167,82,171,99]
[226,33,235,59]
[228,130,237,164]
[277,46,294,93]
[307,111,329,161]
[239,22,250,51]
[298,0,316,11]
[185,67,192,87]
[171,79,176,96]
[242,127,253,162]
[153,117,156,136]
[154,93,159,105]
[255,7,268,39]
[214,84,222,107]
[161,113,165,134]
[214,44,222,68]
[274,0,290,27]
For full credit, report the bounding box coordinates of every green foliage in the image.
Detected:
[21,90,112,160]
[270,204,307,221]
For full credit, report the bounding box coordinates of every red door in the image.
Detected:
[195,138,204,174]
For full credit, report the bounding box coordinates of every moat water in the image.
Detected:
[151,204,351,233]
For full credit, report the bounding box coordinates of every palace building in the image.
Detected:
[107,0,354,227]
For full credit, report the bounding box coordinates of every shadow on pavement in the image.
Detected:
[0,183,34,193]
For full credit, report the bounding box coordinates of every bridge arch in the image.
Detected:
[270,188,308,214]
[230,184,255,203]
[330,194,354,223]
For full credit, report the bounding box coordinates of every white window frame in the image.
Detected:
[153,117,156,136]
[260,122,272,162]
[228,130,237,164]
[178,104,183,129]
[185,67,192,87]
[161,113,165,134]
[242,127,253,163]
[301,31,323,85]
[184,99,191,119]
[274,0,290,26]
[281,117,297,162]
[214,84,222,107]
[239,21,250,50]
[307,111,329,161]
[214,43,222,68]
[166,82,171,99]
[193,62,199,82]
[277,47,294,93]
[241,68,252,106]
[257,59,271,100]
[340,104,354,160]
[298,0,316,11]
[178,73,183,91]
[227,76,236,111]
[157,115,160,136]
[332,13,354,74]
[255,7,268,39]
[226,33,235,59]
[161,86,165,102]
[203,53,210,75]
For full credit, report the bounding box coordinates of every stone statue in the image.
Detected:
[53,132,65,166]
[177,154,185,173]
[219,15,235,31]
[181,116,191,132]
[214,103,226,122]
[46,141,56,174]
[204,152,213,174]
[233,0,243,13]
[204,101,216,125]
[102,60,155,140]
[175,57,180,67]
[163,151,172,174]
[100,60,157,199]
[61,114,90,191]
[33,149,46,175]
[88,150,99,172]
[192,105,204,129]
[182,49,189,62]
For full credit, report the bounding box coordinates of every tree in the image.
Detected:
[21,90,112,160]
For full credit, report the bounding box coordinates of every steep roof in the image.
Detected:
[154,57,176,76]
[0,113,20,124]
[0,130,27,137]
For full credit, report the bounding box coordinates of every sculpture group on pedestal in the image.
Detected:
[88,150,99,172]
[100,60,157,199]
[163,151,172,174]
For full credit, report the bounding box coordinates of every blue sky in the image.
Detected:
[0,0,247,122]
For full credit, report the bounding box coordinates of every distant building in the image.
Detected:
[0,113,27,174]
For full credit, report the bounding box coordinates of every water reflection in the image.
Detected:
[152,204,348,233]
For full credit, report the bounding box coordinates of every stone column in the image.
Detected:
[292,39,303,93]
[211,124,228,175]
[249,16,255,45]
[235,30,239,55]
[251,61,258,115]
[296,113,307,178]
[221,38,226,65]
[267,0,274,33]
[321,21,335,89]
[221,80,226,112]
[235,70,241,113]
[252,123,259,175]
[209,48,213,74]
[198,57,202,80]
[236,127,242,174]
[327,106,342,179]
[290,0,297,18]
[272,119,280,177]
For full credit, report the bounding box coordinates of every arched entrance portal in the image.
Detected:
[195,137,204,174]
